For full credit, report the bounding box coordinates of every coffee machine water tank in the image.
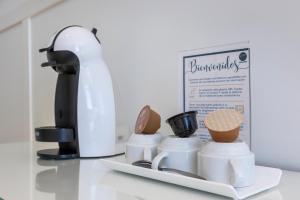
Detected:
[35,26,120,158]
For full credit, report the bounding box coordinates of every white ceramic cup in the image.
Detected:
[125,133,163,163]
[151,135,201,173]
[197,140,255,187]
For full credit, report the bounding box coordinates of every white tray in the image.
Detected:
[102,155,282,200]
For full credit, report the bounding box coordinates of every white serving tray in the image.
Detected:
[102,155,282,200]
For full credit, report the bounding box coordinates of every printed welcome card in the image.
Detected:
[180,42,251,145]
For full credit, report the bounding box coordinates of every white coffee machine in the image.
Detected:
[35,26,122,159]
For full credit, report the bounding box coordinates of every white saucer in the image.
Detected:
[101,155,281,200]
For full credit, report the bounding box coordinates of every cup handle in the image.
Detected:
[229,158,244,185]
[143,147,152,161]
[151,151,168,170]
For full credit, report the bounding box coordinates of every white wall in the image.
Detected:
[0,0,28,16]
[0,22,29,143]
[1,0,300,171]
[0,0,61,143]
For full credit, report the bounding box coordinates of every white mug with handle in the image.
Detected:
[125,133,162,163]
[198,140,255,187]
[151,135,201,174]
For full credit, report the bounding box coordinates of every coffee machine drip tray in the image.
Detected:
[37,149,77,159]
[35,126,78,159]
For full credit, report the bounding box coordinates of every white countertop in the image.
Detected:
[0,142,299,200]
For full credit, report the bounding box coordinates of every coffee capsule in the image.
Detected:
[166,111,198,138]
[204,109,243,143]
[135,105,161,134]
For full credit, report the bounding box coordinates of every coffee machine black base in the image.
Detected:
[35,127,78,160]
[37,149,78,160]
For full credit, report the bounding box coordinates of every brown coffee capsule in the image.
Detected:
[135,105,161,134]
[204,109,243,143]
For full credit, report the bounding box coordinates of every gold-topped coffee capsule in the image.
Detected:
[135,105,161,134]
[204,109,243,143]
